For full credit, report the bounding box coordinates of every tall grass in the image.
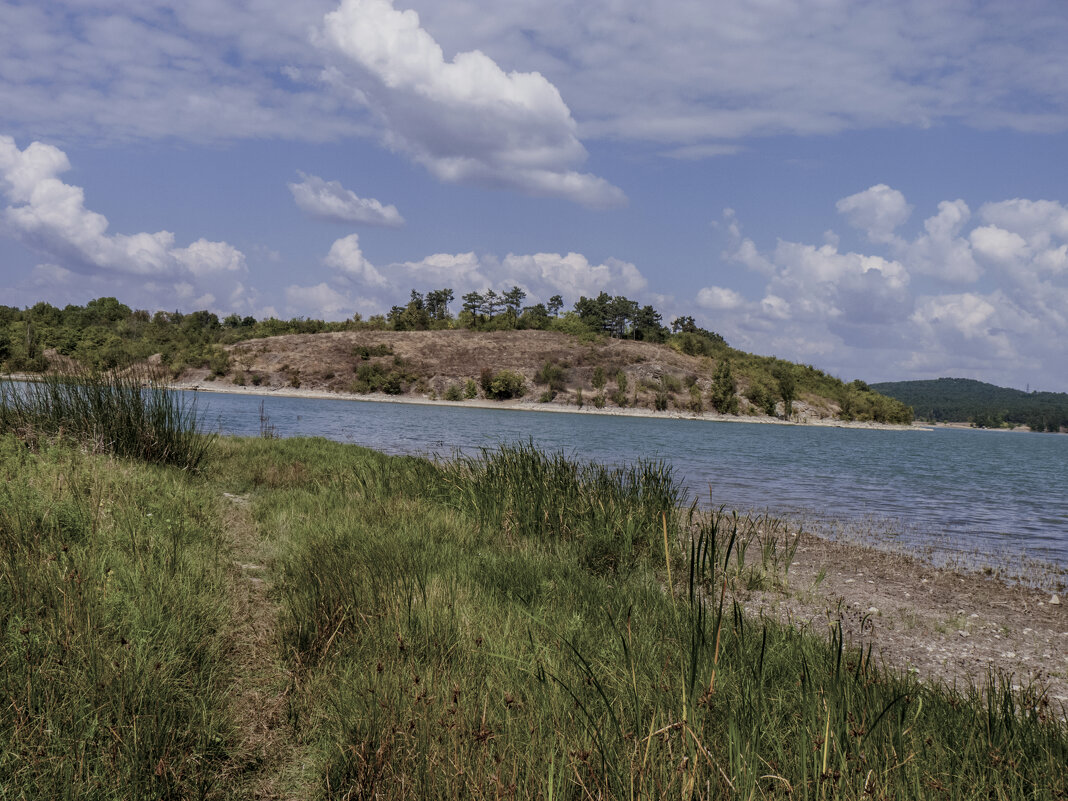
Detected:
[0,367,213,470]
[442,440,683,573]
[0,435,234,799]
[224,438,1066,799]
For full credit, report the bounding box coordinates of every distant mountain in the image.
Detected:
[871,378,1067,431]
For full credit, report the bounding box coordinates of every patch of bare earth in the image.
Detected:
[741,531,1068,707]
[219,491,310,800]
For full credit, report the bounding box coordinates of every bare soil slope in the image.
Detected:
[179,329,845,420]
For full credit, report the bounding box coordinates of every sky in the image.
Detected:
[2,1,1068,391]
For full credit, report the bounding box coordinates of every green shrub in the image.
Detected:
[443,383,464,402]
[480,369,526,400]
[535,360,568,392]
[591,365,607,390]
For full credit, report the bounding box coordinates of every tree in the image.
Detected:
[774,365,797,418]
[709,360,739,414]
[502,286,526,320]
[547,295,564,317]
[461,291,484,317]
[483,289,504,318]
[425,288,454,321]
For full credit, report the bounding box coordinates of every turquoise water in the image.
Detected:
[193,391,1068,568]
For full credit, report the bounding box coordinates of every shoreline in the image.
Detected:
[168,378,932,433]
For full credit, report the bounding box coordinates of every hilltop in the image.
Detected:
[872,377,1067,431]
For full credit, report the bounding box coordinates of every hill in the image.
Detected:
[0,296,914,425]
[872,377,1068,431]
[178,328,914,424]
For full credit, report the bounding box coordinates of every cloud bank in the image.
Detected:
[702,186,1068,390]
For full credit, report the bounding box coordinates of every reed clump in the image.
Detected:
[0,367,213,470]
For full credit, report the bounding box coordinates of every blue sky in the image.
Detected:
[2,1,1068,391]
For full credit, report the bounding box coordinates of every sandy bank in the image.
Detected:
[169,379,930,433]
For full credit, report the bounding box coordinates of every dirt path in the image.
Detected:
[219,491,311,800]
[741,531,1068,708]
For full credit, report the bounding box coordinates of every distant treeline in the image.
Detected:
[0,291,913,424]
[872,378,1067,432]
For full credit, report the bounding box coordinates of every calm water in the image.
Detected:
[190,391,1068,568]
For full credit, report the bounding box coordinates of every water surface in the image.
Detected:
[191,391,1068,569]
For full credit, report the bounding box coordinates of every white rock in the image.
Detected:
[1050,594,1061,606]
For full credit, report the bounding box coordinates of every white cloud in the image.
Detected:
[310,239,653,318]
[902,200,981,283]
[969,225,1029,268]
[696,286,745,310]
[979,199,1068,250]
[836,184,912,244]
[0,135,247,279]
[289,172,404,226]
[324,233,389,287]
[319,0,625,207]
[2,0,1068,158]
[284,282,359,319]
[0,135,257,316]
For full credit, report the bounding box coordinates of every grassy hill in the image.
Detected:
[1,296,914,424]
[872,377,1067,431]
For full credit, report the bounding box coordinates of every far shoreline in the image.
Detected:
[167,378,932,433]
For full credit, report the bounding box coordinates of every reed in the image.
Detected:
[0,367,213,470]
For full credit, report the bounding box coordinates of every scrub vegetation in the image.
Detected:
[2,376,1062,798]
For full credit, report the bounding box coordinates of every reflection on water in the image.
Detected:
[190,391,1068,568]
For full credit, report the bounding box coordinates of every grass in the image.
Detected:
[217,438,1066,800]
[0,435,233,799]
[1,379,1065,799]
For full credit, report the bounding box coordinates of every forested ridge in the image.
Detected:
[872,377,1067,432]
[1,290,913,424]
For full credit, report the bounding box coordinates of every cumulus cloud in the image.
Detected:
[836,184,912,244]
[289,172,404,226]
[284,282,359,319]
[697,286,745,310]
[0,135,246,278]
[319,0,625,207]
[0,134,252,312]
[324,233,389,287]
[700,186,1068,389]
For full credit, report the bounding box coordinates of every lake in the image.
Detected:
[190,390,1068,570]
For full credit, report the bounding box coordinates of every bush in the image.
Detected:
[481,369,526,400]
[443,383,464,402]
[591,366,606,390]
[535,360,568,392]
[463,379,478,399]
[354,344,393,360]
